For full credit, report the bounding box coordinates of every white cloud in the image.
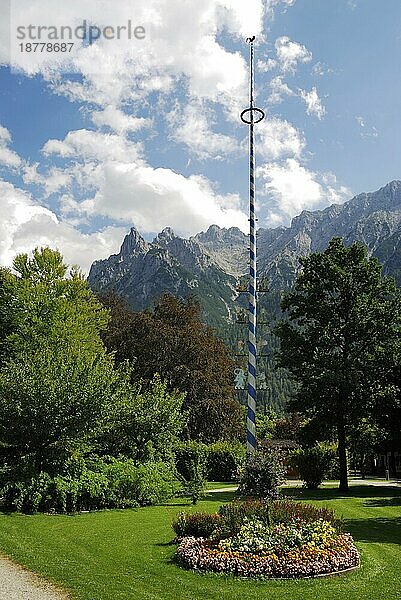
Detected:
[319,172,352,204]
[312,61,334,76]
[215,0,266,38]
[0,179,126,273]
[258,58,277,72]
[167,102,239,160]
[258,159,350,225]
[275,36,312,73]
[0,125,21,168]
[259,159,322,219]
[1,0,341,268]
[42,129,143,163]
[257,118,305,160]
[63,162,248,236]
[299,87,326,119]
[268,76,295,104]
[23,162,72,195]
[356,116,378,140]
[38,128,248,236]
[91,106,151,134]
[5,0,264,109]
[265,0,296,17]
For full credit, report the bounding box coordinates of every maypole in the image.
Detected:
[240,37,265,454]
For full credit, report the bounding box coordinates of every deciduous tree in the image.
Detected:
[100,293,244,443]
[275,238,401,490]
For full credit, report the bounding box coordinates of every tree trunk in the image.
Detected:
[390,450,396,478]
[337,415,348,491]
[360,453,366,479]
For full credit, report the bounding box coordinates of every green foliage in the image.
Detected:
[174,497,354,578]
[205,442,246,481]
[289,444,338,489]
[215,499,270,539]
[13,247,69,283]
[175,441,208,482]
[0,248,186,512]
[127,461,181,506]
[0,456,180,513]
[238,449,286,500]
[172,497,342,545]
[174,441,208,504]
[0,347,120,470]
[0,248,116,472]
[255,412,277,440]
[98,373,187,463]
[276,237,401,490]
[172,511,221,538]
[0,268,15,365]
[348,418,383,477]
[100,293,244,443]
[175,440,246,485]
[218,517,338,556]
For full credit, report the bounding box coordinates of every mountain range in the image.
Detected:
[88,180,401,328]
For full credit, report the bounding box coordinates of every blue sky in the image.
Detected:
[0,0,401,271]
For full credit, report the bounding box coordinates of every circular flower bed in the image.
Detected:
[173,500,360,579]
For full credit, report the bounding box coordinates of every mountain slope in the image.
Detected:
[89,181,401,319]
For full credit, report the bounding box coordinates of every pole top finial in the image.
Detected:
[246,36,255,44]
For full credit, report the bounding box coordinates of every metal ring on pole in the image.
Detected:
[240,107,265,125]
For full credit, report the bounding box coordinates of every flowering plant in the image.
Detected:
[173,499,359,579]
[172,510,221,538]
[176,532,359,578]
[218,517,337,555]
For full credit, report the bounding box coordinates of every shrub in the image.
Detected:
[206,442,245,482]
[172,511,221,538]
[289,443,337,489]
[175,441,208,504]
[214,499,269,539]
[174,441,208,481]
[123,461,181,506]
[237,449,285,500]
[1,472,52,513]
[0,456,180,513]
[269,499,343,531]
[171,499,270,542]
[173,497,358,579]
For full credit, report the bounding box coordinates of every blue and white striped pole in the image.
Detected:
[241,37,265,455]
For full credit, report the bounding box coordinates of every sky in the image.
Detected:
[1,0,401,272]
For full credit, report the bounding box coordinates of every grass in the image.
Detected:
[205,481,237,490]
[0,485,400,600]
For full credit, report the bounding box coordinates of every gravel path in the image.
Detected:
[0,555,69,600]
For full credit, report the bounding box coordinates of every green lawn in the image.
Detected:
[0,485,400,600]
[206,481,238,490]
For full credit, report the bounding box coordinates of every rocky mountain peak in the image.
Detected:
[348,180,401,213]
[120,227,148,257]
[194,224,247,247]
[154,226,176,245]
